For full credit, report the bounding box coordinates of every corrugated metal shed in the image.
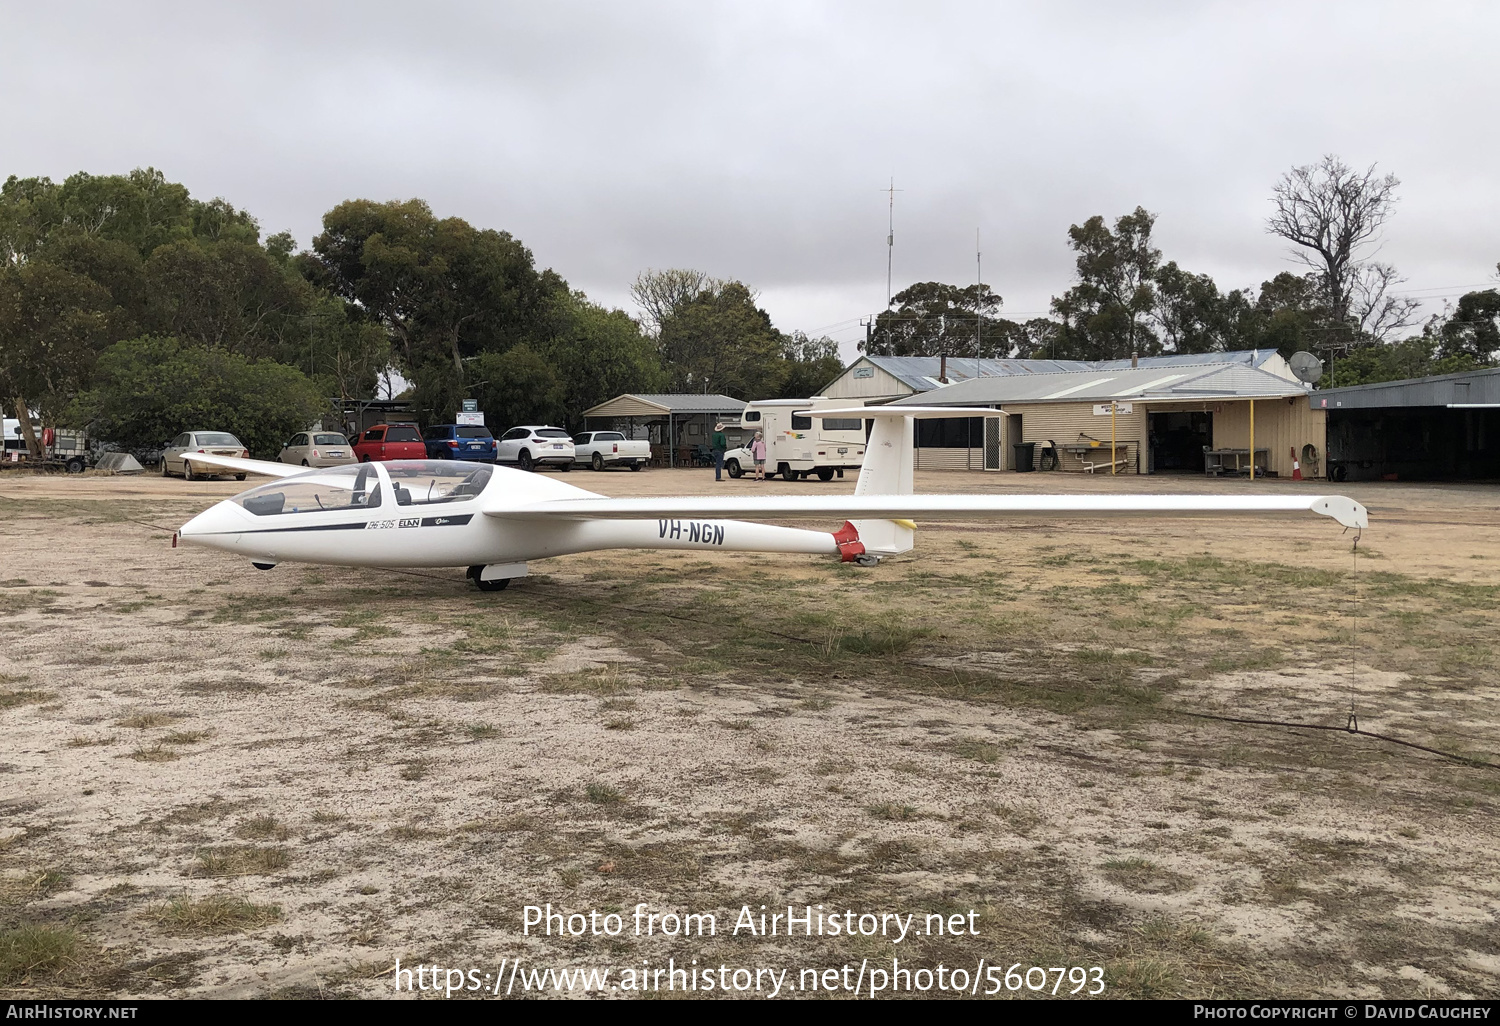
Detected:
[1310,366,1500,410]
[893,363,1310,406]
[582,393,746,418]
[838,349,1289,395]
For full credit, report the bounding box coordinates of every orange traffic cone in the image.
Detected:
[1290,447,1303,481]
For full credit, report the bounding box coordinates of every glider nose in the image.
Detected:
[177,501,244,548]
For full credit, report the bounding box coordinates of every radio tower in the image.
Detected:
[884,177,902,310]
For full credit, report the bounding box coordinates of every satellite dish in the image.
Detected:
[1289,351,1323,384]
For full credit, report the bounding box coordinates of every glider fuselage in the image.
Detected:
[176,460,838,569]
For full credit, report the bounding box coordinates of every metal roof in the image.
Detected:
[892,363,1311,407]
[1309,365,1500,410]
[856,349,1286,392]
[582,393,745,418]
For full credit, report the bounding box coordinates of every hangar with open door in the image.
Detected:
[1314,367,1500,481]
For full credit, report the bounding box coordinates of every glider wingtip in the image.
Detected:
[1312,495,1368,530]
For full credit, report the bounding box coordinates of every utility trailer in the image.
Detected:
[3,419,91,473]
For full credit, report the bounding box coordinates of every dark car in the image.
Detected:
[351,423,426,463]
[423,425,497,462]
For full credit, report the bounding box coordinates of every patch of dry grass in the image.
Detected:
[234,815,290,841]
[145,895,282,934]
[0,689,55,710]
[194,846,291,877]
[0,924,78,987]
[128,744,182,763]
[115,711,185,729]
[1102,857,1195,894]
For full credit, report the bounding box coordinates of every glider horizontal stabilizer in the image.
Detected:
[485,494,1368,530]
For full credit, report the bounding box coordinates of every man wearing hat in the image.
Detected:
[711,422,728,481]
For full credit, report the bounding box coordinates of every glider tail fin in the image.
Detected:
[811,405,999,558]
[852,413,916,555]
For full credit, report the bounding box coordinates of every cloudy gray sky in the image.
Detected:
[5,1,1497,355]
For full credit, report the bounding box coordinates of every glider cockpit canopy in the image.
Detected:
[230,461,494,517]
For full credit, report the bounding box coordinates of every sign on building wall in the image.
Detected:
[852,367,875,379]
[1092,402,1133,415]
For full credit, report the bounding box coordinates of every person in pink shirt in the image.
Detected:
[751,431,767,480]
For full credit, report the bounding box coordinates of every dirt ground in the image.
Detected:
[1,465,1497,1000]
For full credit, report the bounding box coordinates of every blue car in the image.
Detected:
[422,425,498,462]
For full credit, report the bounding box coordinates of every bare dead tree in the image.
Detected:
[628,268,732,336]
[1350,262,1422,342]
[1267,155,1400,333]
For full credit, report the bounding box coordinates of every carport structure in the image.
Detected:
[1313,367,1500,481]
[581,393,746,467]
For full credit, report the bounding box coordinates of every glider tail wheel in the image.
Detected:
[467,565,510,592]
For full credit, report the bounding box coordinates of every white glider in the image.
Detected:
[175,406,1367,590]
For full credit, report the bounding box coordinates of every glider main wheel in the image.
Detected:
[592,453,604,471]
[518,450,534,472]
[726,459,742,478]
[816,468,835,481]
[235,474,246,481]
[780,464,797,482]
[467,565,510,593]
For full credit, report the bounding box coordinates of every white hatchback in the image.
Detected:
[496,426,575,472]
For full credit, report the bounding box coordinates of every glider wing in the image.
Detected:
[168,452,307,479]
[485,494,1368,529]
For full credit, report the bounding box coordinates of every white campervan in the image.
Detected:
[727,398,867,482]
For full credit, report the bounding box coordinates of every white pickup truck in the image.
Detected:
[572,430,649,471]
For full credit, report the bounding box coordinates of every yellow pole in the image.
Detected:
[1111,401,1117,475]
[1248,398,1255,481]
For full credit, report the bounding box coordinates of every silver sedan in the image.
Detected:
[279,432,357,468]
[161,431,249,480]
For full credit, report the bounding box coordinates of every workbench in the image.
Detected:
[1203,447,1269,477]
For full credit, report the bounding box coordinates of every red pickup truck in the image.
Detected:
[352,423,426,462]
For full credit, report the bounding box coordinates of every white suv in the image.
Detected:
[496,425,575,472]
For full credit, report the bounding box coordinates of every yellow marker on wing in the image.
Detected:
[893,519,917,531]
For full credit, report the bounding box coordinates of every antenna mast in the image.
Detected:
[884,178,902,310]
[976,227,982,378]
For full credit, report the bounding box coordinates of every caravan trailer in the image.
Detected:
[728,398,867,481]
